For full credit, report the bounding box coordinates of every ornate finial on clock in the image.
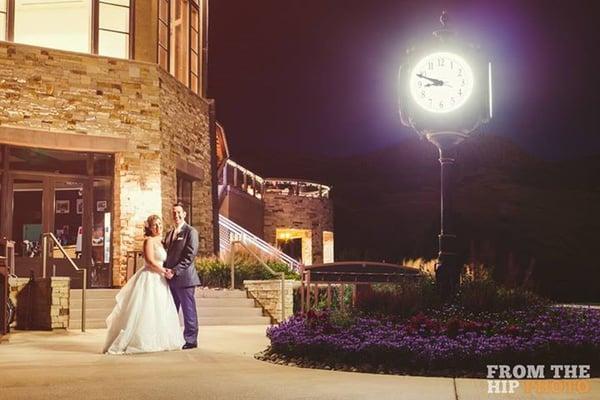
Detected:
[440,10,449,28]
[434,10,454,40]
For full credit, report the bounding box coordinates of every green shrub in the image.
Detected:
[196,252,299,289]
[456,278,547,313]
[355,277,442,318]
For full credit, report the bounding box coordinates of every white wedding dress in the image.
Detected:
[103,239,185,354]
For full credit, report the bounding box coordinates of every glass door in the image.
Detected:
[9,174,47,278]
[51,177,91,288]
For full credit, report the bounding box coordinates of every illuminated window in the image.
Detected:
[0,0,6,41]
[158,0,169,70]
[170,0,189,85]
[4,0,130,59]
[98,0,131,59]
[159,0,203,94]
[14,0,93,53]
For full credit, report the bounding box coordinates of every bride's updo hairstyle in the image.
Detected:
[144,215,161,237]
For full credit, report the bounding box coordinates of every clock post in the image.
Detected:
[398,12,492,298]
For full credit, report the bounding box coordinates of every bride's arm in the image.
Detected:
[143,238,168,276]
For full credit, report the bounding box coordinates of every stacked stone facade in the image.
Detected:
[263,194,334,264]
[0,41,216,286]
[9,276,69,330]
[158,70,216,256]
[243,279,298,323]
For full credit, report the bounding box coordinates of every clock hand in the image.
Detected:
[416,73,444,86]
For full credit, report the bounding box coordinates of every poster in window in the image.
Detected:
[56,200,70,214]
[96,200,107,212]
[76,199,84,214]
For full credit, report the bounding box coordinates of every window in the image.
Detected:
[189,2,199,93]
[0,0,7,41]
[159,0,203,95]
[98,0,131,59]
[14,0,92,53]
[176,172,193,225]
[3,0,131,59]
[158,0,169,70]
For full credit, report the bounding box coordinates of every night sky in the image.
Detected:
[208,0,600,162]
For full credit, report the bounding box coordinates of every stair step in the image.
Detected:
[70,289,119,299]
[70,297,256,310]
[70,306,262,320]
[71,289,248,299]
[196,289,247,298]
[198,316,271,326]
[70,298,117,308]
[69,319,107,329]
[69,315,271,329]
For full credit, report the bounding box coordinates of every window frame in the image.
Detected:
[157,0,203,95]
[2,0,134,59]
[176,171,194,226]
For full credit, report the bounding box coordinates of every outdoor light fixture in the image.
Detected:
[398,11,492,297]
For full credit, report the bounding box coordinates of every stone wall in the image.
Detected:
[8,276,70,330]
[0,42,216,286]
[263,194,334,264]
[244,279,299,323]
[158,70,215,256]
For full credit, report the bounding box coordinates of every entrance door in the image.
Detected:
[10,174,47,278]
[51,177,92,288]
[7,173,97,287]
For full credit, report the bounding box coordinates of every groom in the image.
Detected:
[164,202,201,349]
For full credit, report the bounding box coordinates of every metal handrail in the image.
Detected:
[230,240,286,322]
[41,233,87,332]
[1,240,16,277]
[219,215,301,272]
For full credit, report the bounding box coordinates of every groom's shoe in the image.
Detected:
[182,342,197,350]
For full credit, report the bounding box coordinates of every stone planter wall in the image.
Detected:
[8,276,70,330]
[244,279,300,323]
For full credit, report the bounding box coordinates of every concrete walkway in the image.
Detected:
[0,327,598,400]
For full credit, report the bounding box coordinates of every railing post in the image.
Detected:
[305,271,311,311]
[280,272,285,322]
[300,270,305,314]
[81,268,87,332]
[230,242,236,290]
[42,234,48,278]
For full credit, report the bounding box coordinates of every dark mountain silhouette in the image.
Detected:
[236,134,600,301]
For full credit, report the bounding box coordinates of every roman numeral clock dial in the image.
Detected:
[409,52,474,113]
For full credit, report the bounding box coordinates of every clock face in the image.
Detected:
[409,52,474,113]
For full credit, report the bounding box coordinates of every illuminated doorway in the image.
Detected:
[276,228,312,266]
[323,231,334,263]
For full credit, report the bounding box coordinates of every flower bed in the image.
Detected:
[263,307,600,377]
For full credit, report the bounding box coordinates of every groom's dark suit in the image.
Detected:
[165,223,200,346]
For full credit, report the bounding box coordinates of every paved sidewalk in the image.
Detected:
[0,327,598,400]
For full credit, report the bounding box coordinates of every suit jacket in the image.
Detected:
[164,223,201,288]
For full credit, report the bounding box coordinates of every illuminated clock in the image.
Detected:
[409,51,474,113]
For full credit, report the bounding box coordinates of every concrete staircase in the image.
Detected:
[69,288,271,329]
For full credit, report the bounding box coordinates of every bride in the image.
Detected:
[103,215,185,354]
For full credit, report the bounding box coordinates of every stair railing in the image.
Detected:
[219,215,301,272]
[41,233,86,332]
[229,240,286,322]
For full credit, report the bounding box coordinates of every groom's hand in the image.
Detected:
[164,269,174,279]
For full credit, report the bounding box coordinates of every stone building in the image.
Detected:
[218,159,334,266]
[0,0,333,292]
[0,0,216,287]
